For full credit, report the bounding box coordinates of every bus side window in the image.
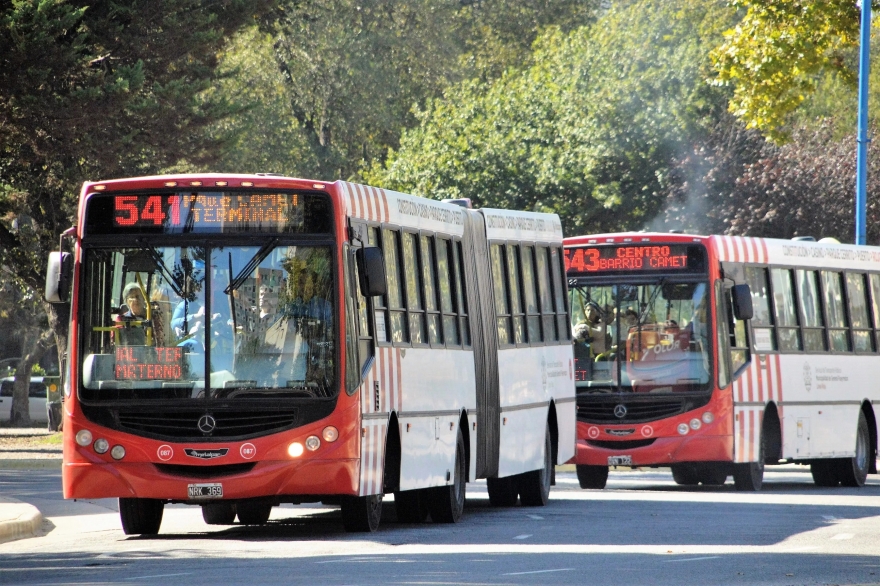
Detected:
[521,245,541,343]
[846,273,874,353]
[491,243,512,345]
[821,270,850,352]
[536,246,558,342]
[869,274,880,351]
[402,231,426,345]
[346,244,368,393]
[420,234,442,346]
[507,244,526,345]
[745,266,775,352]
[382,228,408,344]
[550,247,570,341]
[367,227,388,344]
[436,238,459,346]
[770,268,802,351]
[454,240,471,347]
[715,281,731,388]
[796,269,826,352]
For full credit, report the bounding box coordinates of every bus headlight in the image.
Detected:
[322,426,339,442]
[305,436,321,451]
[93,438,109,454]
[76,429,93,447]
[690,418,702,430]
[110,445,126,460]
[677,423,689,435]
[288,442,304,458]
[702,412,714,424]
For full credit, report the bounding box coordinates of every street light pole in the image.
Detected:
[856,0,872,245]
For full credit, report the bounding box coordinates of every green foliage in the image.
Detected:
[371,0,735,235]
[711,0,868,142]
[210,0,600,180]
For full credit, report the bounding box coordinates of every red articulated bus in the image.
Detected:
[45,174,575,535]
[565,232,878,491]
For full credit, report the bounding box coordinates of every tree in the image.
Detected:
[208,0,600,180]
[370,0,736,235]
[711,0,872,142]
[0,0,276,425]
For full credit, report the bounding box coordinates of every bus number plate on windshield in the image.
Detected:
[608,455,632,466]
[188,483,223,499]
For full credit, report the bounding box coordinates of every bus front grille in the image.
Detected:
[577,395,710,424]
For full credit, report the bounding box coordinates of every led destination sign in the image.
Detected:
[84,191,332,235]
[115,346,184,381]
[564,244,706,274]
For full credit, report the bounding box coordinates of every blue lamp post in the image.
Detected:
[856,0,872,245]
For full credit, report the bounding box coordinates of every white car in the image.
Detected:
[0,377,48,423]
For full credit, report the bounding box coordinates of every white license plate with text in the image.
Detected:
[607,455,632,466]
[188,483,223,499]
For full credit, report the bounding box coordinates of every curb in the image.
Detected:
[0,459,61,470]
[0,498,43,545]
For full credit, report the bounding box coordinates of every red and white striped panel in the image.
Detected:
[358,419,388,496]
[715,236,769,264]
[356,346,403,495]
[340,182,391,224]
[732,354,784,463]
[359,347,403,415]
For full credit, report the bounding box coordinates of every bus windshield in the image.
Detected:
[569,280,711,394]
[79,244,335,403]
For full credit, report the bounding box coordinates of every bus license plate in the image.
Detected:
[188,483,223,499]
[608,455,632,466]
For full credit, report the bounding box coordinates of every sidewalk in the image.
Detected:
[0,427,60,544]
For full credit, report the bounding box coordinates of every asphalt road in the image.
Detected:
[3,466,880,585]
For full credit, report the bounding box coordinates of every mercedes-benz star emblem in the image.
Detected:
[613,404,628,419]
[197,414,217,434]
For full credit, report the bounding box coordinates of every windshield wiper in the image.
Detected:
[224,238,278,294]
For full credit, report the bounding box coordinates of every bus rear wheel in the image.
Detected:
[519,425,552,506]
[394,488,429,523]
[341,494,383,532]
[202,502,236,525]
[486,476,518,506]
[428,428,466,523]
[839,411,870,487]
[119,497,164,535]
[236,502,272,525]
[576,465,609,489]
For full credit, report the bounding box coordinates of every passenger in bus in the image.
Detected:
[116,283,148,346]
[573,302,609,357]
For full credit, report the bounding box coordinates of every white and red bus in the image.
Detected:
[565,232,878,491]
[45,174,575,534]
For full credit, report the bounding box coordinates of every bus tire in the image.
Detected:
[486,476,518,506]
[341,494,383,532]
[519,425,552,506]
[202,502,236,525]
[576,465,608,489]
[394,488,429,523]
[236,502,272,525]
[733,429,765,492]
[810,460,840,487]
[840,411,870,487]
[428,428,466,523]
[671,464,699,485]
[119,497,164,535]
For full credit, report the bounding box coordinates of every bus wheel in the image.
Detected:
[810,460,840,487]
[202,502,236,525]
[840,411,870,487]
[671,464,699,485]
[486,476,518,506]
[519,425,552,506]
[394,488,429,523]
[733,431,765,491]
[428,428,466,523]
[236,502,272,525]
[576,465,608,489]
[341,494,383,532]
[119,498,164,535]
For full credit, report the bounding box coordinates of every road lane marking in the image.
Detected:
[124,573,193,580]
[504,569,574,576]
[664,556,721,563]
[527,514,544,520]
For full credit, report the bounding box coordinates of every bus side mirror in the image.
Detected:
[731,284,753,321]
[45,251,72,303]
[355,247,387,297]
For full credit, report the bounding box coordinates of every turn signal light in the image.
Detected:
[75,429,93,447]
[677,423,689,435]
[110,445,126,460]
[322,426,339,442]
[305,436,321,451]
[93,438,109,454]
[702,412,714,424]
